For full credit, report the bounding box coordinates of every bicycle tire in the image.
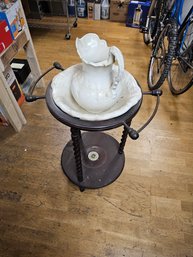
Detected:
[168,20,193,95]
[143,32,151,45]
[148,19,178,90]
[143,0,162,45]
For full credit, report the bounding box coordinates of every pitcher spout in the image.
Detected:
[76,33,113,66]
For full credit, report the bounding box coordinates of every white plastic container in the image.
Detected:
[94,0,101,20]
[77,0,86,18]
[101,0,110,19]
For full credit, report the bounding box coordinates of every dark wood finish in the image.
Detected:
[119,125,130,154]
[46,82,141,190]
[61,132,125,189]
[70,127,83,182]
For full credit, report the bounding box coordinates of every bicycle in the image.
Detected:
[143,0,160,45]
[147,0,180,90]
[143,0,175,45]
[168,3,193,95]
[147,0,193,93]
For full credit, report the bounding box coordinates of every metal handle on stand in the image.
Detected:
[123,89,162,140]
[25,62,64,102]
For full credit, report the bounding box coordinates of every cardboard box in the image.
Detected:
[126,1,151,28]
[11,58,32,95]
[11,58,31,84]
[0,19,13,54]
[0,0,25,39]
[10,80,25,106]
[110,0,129,22]
[3,66,25,106]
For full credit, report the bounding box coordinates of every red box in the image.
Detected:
[0,20,13,54]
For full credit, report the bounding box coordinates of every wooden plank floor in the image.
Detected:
[0,19,193,257]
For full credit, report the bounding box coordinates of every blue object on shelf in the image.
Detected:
[126,1,151,28]
[68,0,76,16]
[77,0,87,17]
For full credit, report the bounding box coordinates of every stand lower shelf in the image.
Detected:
[61,132,125,189]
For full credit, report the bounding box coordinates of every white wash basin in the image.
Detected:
[51,64,142,121]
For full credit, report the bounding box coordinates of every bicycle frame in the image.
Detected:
[143,0,179,40]
[179,42,193,69]
[178,5,193,51]
[171,0,193,30]
[142,0,157,33]
[146,0,193,92]
[171,0,184,25]
[143,0,192,37]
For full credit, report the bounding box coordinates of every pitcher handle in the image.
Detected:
[110,46,125,89]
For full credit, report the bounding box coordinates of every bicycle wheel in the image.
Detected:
[168,21,193,95]
[143,0,161,45]
[148,19,178,90]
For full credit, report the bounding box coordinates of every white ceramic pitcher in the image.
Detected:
[71,33,125,114]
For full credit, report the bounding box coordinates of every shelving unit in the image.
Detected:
[0,0,44,132]
[22,0,78,40]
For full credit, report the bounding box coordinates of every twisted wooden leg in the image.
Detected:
[118,123,130,154]
[71,127,83,182]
